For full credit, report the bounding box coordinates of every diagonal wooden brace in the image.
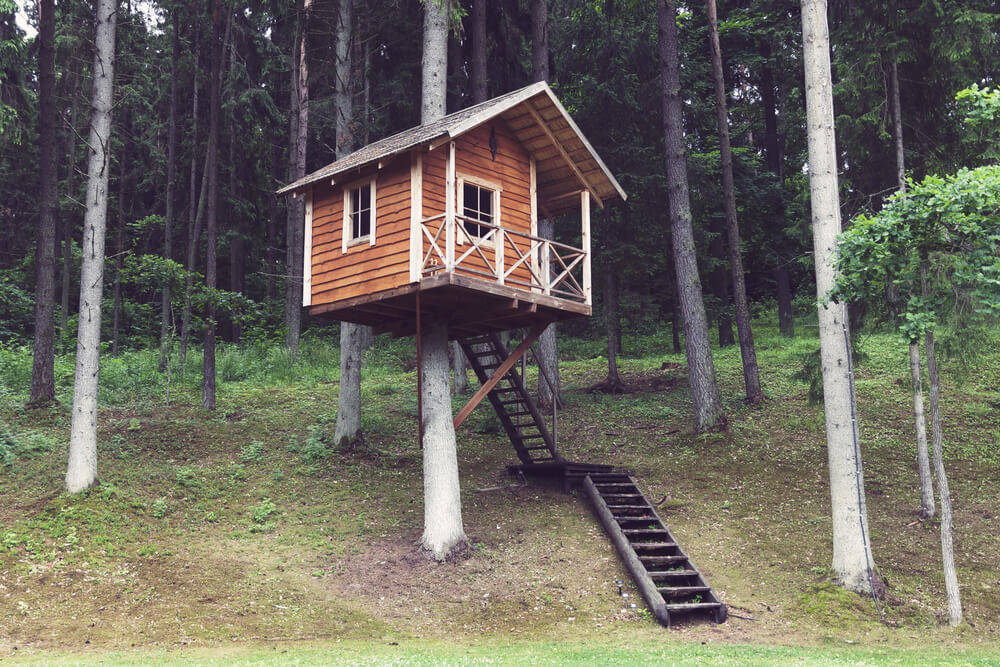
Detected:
[453,323,548,429]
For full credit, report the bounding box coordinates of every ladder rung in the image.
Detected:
[623,529,669,535]
[665,602,722,612]
[639,555,687,564]
[657,586,709,595]
[524,445,551,451]
[647,570,699,577]
[608,504,650,510]
[631,541,678,549]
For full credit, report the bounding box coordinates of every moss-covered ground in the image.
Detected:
[1,320,999,662]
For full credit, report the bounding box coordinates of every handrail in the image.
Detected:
[418,213,589,304]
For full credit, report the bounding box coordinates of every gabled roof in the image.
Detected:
[277,82,626,216]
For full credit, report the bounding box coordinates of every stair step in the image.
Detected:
[517,435,546,441]
[647,570,699,577]
[608,504,651,510]
[623,529,670,536]
[524,445,551,451]
[499,399,527,406]
[601,494,644,499]
[612,513,656,520]
[639,555,688,565]
[657,586,710,596]
[630,541,678,549]
[664,602,723,612]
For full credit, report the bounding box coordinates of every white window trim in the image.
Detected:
[341,175,377,253]
[456,173,502,247]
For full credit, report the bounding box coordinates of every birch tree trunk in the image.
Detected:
[658,0,724,431]
[420,0,466,560]
[420,318,466,560]
[159,10,179,370]
[705,0,762,404]
[924,327,961,625]
[30,0,57,406]
[890,58,935,518]
[800,0,878,594]
[66,0,117,494]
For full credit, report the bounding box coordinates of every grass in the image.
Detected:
[2,318,1000,663]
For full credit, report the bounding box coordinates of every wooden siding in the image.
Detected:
[421,122,535,288]
[310,158,411,305]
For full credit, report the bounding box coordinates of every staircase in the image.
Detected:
[456,332,725,628]
[582,471,726,627]
[457,333,562,466]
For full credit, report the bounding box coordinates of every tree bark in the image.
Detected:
[706,0,762,404]
[596,268,626,393]
[658,0,724,431]
[422,0,449,123]
[537,219,560,406]
[924,326,961,626]
[111,155,124,357]
[30,0,58,406]
[334,0,354,156]
[800,0,879,594]
[420,318,467,559]
[159,10,179,369]
[334,321,365,447]
[451,341,468,394]
[760,48,794,337]
[709,226,734,347]
[285,0,310,354]
[179,23,204,371]
[531,0,548,83]
[890,56,935,518]
[470,0,486,103]
[419,0,465,561]
[267,142,280,303]
[202,0,224,410]
[66,0,117,494]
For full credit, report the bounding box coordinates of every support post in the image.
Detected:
[541,242,551,295]
[496,228,505,284]
[445,141,456,271]
[530,157,540,290]
[453,323,547,429]
[581,191,592,305]
[415,290,423,450]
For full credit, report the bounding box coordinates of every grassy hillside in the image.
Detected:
[2,321,999,661]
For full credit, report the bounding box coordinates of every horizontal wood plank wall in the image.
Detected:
[422,122,534,288]
[310,158,411,306]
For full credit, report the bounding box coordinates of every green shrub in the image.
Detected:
[239,440,265,463]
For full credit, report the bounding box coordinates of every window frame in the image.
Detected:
[341,175,377,253]
[456,173,502,246]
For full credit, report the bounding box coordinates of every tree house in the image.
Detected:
[278,82,626,340]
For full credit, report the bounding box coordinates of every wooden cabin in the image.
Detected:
[278,82,625,339]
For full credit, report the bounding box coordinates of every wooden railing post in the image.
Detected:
[496,228,505,284]
[581,191,592,305]
[445,141,456,271]
[541,241,551,295]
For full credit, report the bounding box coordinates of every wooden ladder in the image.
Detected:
[457,333,562,466]
[582,471,727,627]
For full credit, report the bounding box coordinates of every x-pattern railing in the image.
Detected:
[419,214,587,303]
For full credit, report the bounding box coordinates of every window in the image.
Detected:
[342,177,376,252]
[457,176,501,243]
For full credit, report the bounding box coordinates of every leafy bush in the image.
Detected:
[239,440,265,463]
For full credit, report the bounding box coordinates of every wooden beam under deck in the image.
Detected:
[307,272,589,340]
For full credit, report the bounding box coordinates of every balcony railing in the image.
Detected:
[419,213,590,305]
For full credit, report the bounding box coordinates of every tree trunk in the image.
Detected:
[159,10,179,369]
[451,341,468,394]
[420,318,467,560]
[531,0,548,83]
[60,69,80,338]
[709,227,734,347]
[890,56,935,519]
[202,0,224,410]
[775,266,794,337]
[909,341,935,517]
[596,268,626,393]
[537,218,559,406]
[179,24,203,372]
[66,0,117,494]
[285,0,309,355]
[30,0,58,406]
[419,0,465,561]
[334,322,365,447]
[111,152,125,357]
[334,0,354,156]
[800,0,879,595]
[658,0,724,431]
[422,0,449,123]
[760,48,794,337]
[470,0,486,103]
[924,327,961,626]
[267,142,280,303]
[706,0,762,404]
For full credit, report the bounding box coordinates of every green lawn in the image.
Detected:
[2,321,1000,662]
